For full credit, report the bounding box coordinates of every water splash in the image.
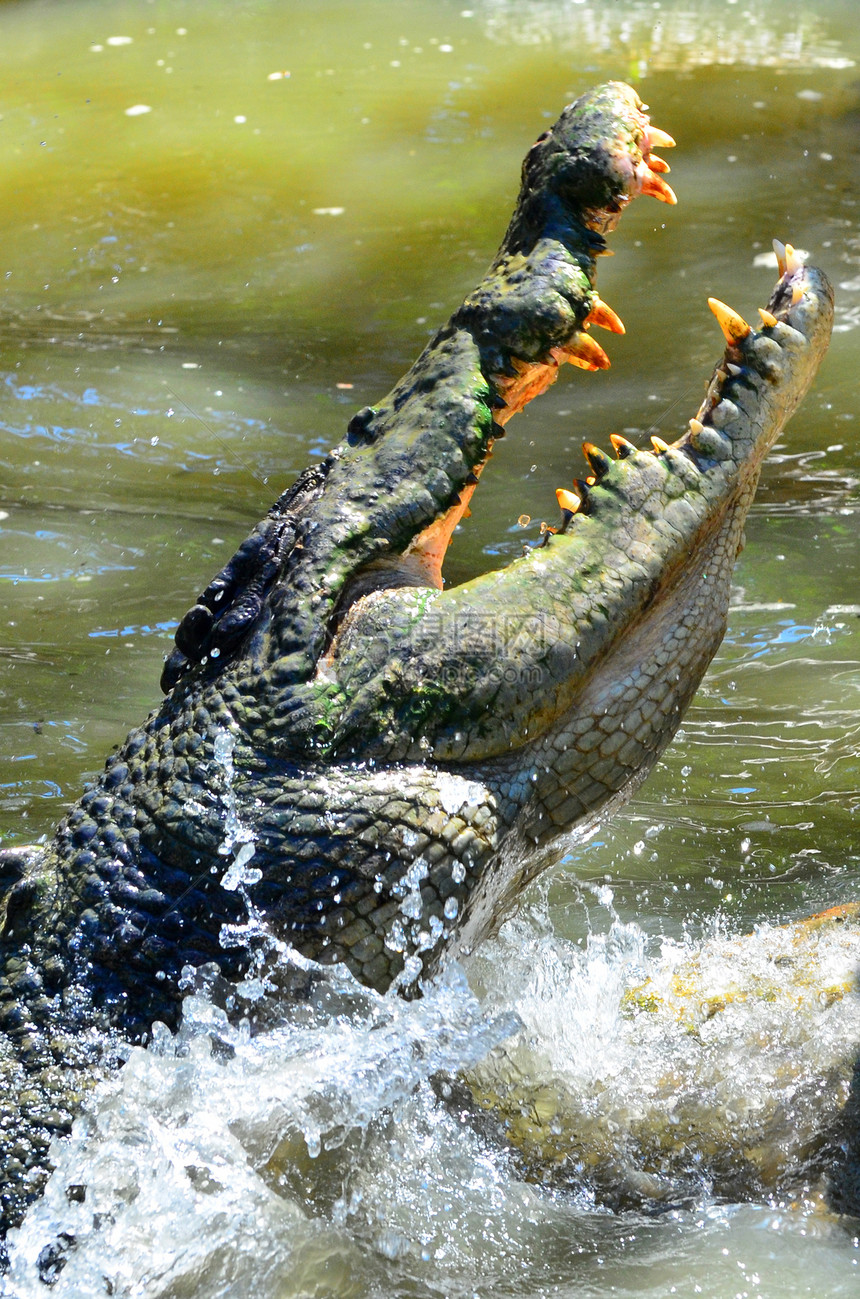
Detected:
[3,897,859,1297]
[2,956,517,1298]
[212,728,262,892]
[468,902,860,1204]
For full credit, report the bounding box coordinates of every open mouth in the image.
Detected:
[160,84,832,717]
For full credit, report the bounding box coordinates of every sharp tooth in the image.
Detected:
[726,362,743,377]
[758,308,778,328]
[585,296,625,334]
[609,433,636,459]
[773,239,787,276]
[553,334,611,371]
[646,153,671,173]
[689,418,705,436]
[791,283,804,305]
[556,487,581,514]
[582,442,611,477]
[785,243,804,274]
[648,126,676,149]
[650,435,671,453]
[708,298,752,344]
[640,171,678,205]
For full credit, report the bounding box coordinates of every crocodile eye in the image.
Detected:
[174,604,214,659]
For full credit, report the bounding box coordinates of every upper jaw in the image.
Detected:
[540,80,678,236]
[500,81,676,258]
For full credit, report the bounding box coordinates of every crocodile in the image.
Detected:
[0,81,835,1243]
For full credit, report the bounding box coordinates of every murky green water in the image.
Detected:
[1,1,860,1295]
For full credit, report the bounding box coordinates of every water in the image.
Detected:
[2,0,860,1293]
[468,900,860,1206]
[3,924,859,1297]
[2,962,519,1298]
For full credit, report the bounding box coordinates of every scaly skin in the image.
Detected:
[0,83,834,1240]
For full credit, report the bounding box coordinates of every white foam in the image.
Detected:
[3,960,515,1297]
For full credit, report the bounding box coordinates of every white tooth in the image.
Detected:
[772,239,787,276]
[726,363,743,377]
